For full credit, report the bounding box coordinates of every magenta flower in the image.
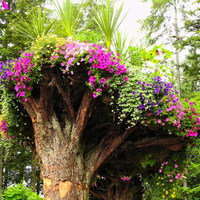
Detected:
[20,91,26,97]
[159,169,162,173]
[123,77,129,81]
[121,176,131,181]
[2,1,9,10]
[93,93,98,98]
[89,76,96,82]
[165,118,170,122]
[169,179,173,182]
[189,102,194,105]
[174,164,178,168]
[96,88,102,92]
[100,78,106,84]
[157,119,161,123]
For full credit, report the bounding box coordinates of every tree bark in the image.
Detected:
[31,153,37,192]
[28,112,92,200]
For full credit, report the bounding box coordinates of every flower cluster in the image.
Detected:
[146,94,200,137]
[0,60,12,84]
[158,160,187,182]
[5,54,35,101]
[117,72,200,137]
[142,154,187,199]
[50,39,129,98]
[0,120,14,140]
[134,76,175,113]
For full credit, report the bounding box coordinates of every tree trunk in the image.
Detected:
[29,112,92,200]
[31,153,37,192]
[174,0,181,96]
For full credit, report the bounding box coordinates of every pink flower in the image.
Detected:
[100,78,106,84]
[165,118,170,122]
[124,77,129,81]
[20,91,26,97]
[96,88,102,92]
[26,86,31,90]
[159,169,162,173]
[169,179,173,182]
[121,176,131,181]
[2,1,9,10]
[189,102,194,105]
[174,164,178,168]
[89,76,96,82]
[157,119,161,123]
[93,93,98,98]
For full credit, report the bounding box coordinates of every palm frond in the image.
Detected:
[15,8,55,41]
[92,0,129,49]
[52,0,84,37]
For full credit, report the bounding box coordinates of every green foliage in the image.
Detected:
[74,30,103,45]
[29,34,66,67]
[52,0,84,37]
[2,182,43,200]
[92,0,128,49]
[112,31,133,61]
[14,8,55,42]
[0,0,46,60]
[126,45,172,74]
[143,152,187,199]
[141,153,156,168]
[181,92,200,114]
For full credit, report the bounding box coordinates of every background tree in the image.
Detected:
[140,0,189,95]
[179,0,200,96]
[0,0,46,60]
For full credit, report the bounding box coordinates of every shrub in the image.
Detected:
[2,182,43,200]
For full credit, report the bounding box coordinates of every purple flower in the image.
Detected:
[138,105,145,110]
[132,91,136,95]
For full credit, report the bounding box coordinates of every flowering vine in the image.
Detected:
[116,70,200,138]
